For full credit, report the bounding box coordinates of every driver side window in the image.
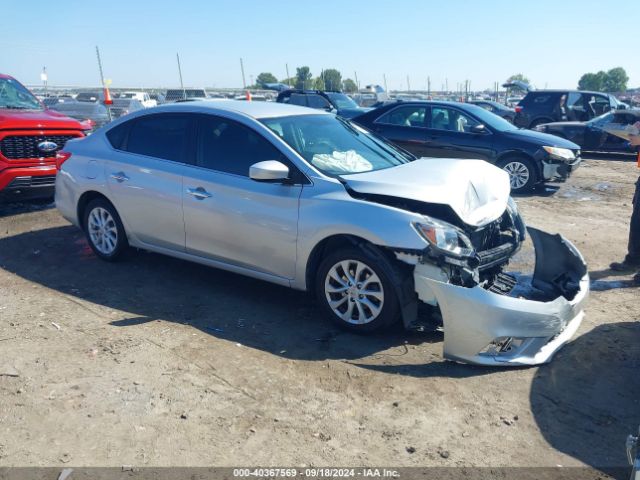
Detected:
[376,106,427,127]
[196,116,286,177]
[429,107,478,132]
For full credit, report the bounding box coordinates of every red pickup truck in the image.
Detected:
[0,73,86,200]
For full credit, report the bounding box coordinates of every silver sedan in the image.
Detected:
[55,101,589,366]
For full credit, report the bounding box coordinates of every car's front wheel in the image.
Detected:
[498,156,537,193]
[315,247,402,332]
[83,198,128,261]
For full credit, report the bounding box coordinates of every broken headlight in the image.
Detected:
[413,218,474,258]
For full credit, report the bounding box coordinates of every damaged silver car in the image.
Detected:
[55,101,589,366]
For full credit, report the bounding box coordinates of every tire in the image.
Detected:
[315,246,403,333]
[497,156,538,193]
[83,198,128,261]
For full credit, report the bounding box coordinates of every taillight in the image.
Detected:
[56,151,72,171]
[515,106,523,113]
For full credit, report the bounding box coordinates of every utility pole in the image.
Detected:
[240,57,246,89]
[445,78,448,93]
[427,76,431,96]
[41,66,48,98]
[383,74,388,92]
[406,75,411,92]
[176,52,186,100]
[354,71,359,91]
[95,46,112,121]
[285,63,291,86]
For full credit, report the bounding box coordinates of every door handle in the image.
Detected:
[186,187,213,200]
[110,172,129,182]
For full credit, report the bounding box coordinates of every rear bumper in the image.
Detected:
[414,227,589,366]
[0,165,57,199]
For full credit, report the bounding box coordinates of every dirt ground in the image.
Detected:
[0,157,639,473]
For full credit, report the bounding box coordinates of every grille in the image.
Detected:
[0,135,76,160]
[7,175,57,189]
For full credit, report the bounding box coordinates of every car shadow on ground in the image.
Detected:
[0,225,451,365]
[530,321,640,476]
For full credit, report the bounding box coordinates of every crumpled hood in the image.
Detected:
[342,158,511,227]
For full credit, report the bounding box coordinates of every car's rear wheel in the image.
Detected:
[315,247,402,333]
[498,156,537,193]
[83,198,128,261]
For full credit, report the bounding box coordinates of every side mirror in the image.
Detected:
[471,124,487,134]
[249,160,290,182]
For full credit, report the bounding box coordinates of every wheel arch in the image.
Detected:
[77,191,116,229]
[496,150,543,180]
[305,234,376,293]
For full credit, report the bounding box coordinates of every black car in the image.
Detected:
[352,101,581,192]
[469,100,515,123]
[276,90,370,119]
[514,90,623,129]
[534,109,640,154]
[47,99,111,129]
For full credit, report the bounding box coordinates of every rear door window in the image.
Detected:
[288,94,307,106]
[307,94,331,109]
[125,114,191,163]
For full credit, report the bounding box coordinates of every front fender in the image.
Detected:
[293,179,428,290]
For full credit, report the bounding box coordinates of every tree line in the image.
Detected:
[250,68,358,92]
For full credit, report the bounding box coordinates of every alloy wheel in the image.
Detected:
[324,259,384,325]
[87,207,118,255]
[503,161,530,190]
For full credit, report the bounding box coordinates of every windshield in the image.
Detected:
[0,78,43,110]
[261,114,412,176]
[325,93,359,110]
[466,104,518,132]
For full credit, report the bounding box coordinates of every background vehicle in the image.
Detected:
[55,101,587,366]
[469,100,515,123]
[108,98,145,119]
[0,73,85,200]
[117,91,157,108]
[276,89,370,118]
[534,109,640,154]
[165,88,208,102]
[514,90,623,129]
[149,92,166,105]
[75,91,107,103]
[352,101,581,192]
[47,99,111,130]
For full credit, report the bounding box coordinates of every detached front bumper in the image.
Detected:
[414,227,589,366]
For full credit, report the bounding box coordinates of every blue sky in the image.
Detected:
[3,0,640,90]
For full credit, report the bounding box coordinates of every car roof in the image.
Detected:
[158,100,329,119]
